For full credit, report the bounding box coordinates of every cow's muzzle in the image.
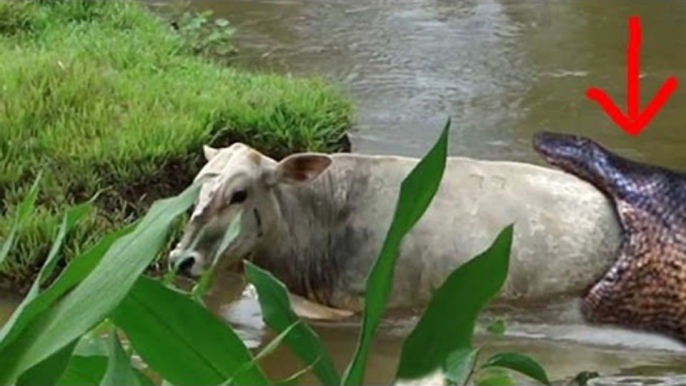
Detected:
[169,249,202,277]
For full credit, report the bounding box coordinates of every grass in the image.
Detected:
[0,0,353,286]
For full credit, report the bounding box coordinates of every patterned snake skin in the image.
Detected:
[533,131,686,342]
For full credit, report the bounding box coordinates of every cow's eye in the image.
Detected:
[230,189,248,205]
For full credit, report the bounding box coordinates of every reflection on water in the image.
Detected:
[3,0,686,384]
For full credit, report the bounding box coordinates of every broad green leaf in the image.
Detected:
[245,262,340,386]
[481,352,550,385]
[476,368,514,386]
[30,201,93,296]
[57,356,108,386]
[223,321,301,385]
[100,330,141,386]
[395,225,513,380]
[112,276,268,386]
[444,348,479,386]
[0,222,137,352]
[486,319,506,336]
[0,173,41,266]
[0,183,200,385]
[344,119,450,385]
[477,374,515,386]
[56,352,153,386]
[16,340,77,386]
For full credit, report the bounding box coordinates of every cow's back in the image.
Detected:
[328,154,622,309]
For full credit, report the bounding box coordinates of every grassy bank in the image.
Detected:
[0,1,353,287]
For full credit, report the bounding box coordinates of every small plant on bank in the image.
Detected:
[173,7,237,60]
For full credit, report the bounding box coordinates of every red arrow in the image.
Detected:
[586,16,678,136]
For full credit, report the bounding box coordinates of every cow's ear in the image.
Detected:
[203,145,219,161]
[269,153,332,185]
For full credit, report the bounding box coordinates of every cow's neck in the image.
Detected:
[253,159,364,306]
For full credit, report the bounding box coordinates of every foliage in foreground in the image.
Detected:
[0,0,353,283]
[0,121,549,385]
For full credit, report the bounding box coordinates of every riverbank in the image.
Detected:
[0,1,353,289]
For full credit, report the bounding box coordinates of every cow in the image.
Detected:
[168,142,622,313]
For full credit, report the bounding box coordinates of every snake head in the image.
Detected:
[533,131,612,188]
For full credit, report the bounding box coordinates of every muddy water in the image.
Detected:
[2,0,686,384]
[189,0,686,169]
[196,273,686,385]
[0,283,685,384]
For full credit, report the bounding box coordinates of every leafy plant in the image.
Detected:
[246,262,340,386]
[0,120,551,386]
[113,276,268,386]
[343,119,450,385]
[0,182,201,384]
[165,4,237,60]
[176,10,236,57]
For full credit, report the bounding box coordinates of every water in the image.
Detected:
[0,283,684,384]
[199,278,686,385]
[3,0,686,384]
[188,0,686,170]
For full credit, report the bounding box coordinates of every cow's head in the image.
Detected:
[169,142,332,276]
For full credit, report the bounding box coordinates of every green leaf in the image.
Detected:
[100,329,141,386]
[395,225,513,380]
[344,119,450,385]
[0,222,137,353]
[112,276,268,386]
[57,356,108,386]
[250,320,300,364]
[480,352,551,385]
[245,261,340,386]
[477,374,515,386]
[55,351,153,386]
[274,358,320,386]
[486,319,506,336]
[16,340,77,386]
[0,183,200,385]
[444,348,479,386]
[29,201,93,297]
[0,173,41,266]
[223,321,301,385]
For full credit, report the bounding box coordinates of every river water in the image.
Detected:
[2,0,686,384]
[189,0,686,169]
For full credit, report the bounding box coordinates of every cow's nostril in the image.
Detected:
[177,257,195,275]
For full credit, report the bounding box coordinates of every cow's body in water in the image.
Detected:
[169,143,621,312]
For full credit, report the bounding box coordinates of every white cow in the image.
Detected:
[169,143,621,312]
